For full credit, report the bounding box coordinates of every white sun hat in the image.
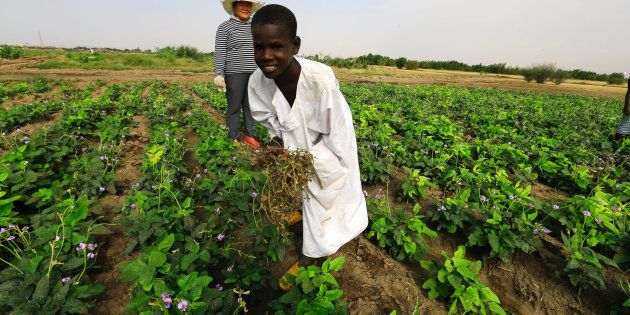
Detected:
[220,0,264,15]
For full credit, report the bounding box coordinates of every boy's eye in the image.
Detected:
[272,45,282,50]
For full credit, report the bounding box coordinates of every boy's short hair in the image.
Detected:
[251,4,297,39]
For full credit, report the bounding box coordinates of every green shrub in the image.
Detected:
[607,72,625,85]
[421,246,506,315]
[523,63,556,84]
[395,57,407,69]
[122,55,156,67]
[0,46,24,59]
[552,70,570,85]
[406,60,419,70]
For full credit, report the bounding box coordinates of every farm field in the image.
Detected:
[0,70,628,315]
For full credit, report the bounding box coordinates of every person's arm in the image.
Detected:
[624,79,630,115]
[248,76,283,139]
[214,24,227,77]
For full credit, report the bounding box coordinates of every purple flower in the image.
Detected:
[528,202,534,208]
[583,210,591,217]
[437,205,446,212]
[203,168,208,173]
[99,156,105,161]
[509,195,516,200]
[195,173,201,179]
[363,190,369,197]
[375,194,383,200]
[61,276,71,283]
[595,218,602,223]
[177,300,188,312]
[232,156,237,161]
[227,266,233,272]
[130,203,137,209]
[161,292,172,308]
[552,204,559,210]
[7,235,15,241]
[99,187,105,192]
[533,229,539,235]
[8,224,15,229]
[214,207,221,214]
[480,196,488,202]
[251,192,258,198]
[217,234,225,241]
[443,144,448,148]
[542,227,551,234]
[611,206,617,211]
[76,243,86,251]
[88,243,97,251]
[133,182,140,188]
[87,252,95,259]
[215,283,223,291]
[0,228,6,234]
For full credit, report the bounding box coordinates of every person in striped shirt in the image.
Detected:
[614,74,630,140]
[214,0,264,148]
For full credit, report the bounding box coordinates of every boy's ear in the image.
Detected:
[291,36,301,55]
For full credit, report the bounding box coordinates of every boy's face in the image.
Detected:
[252,24,300,79]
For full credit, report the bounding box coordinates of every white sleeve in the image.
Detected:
[248,74,282,138]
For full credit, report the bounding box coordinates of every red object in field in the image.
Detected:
[243,136,261,148]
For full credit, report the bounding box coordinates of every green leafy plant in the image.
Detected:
[269,256,348,315]
[421,246,506,315]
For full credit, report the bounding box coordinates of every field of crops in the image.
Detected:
[0,78,628,314]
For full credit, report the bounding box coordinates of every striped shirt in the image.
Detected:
[214,17,258,77]
[616,114,630,135]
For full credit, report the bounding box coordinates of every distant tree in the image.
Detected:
[406,60,419,70]
[606,72,625,85]
[395,57,407,69]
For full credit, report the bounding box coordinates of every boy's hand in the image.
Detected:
[214,76,226,93]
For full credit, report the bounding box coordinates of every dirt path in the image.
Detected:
[91,115,150,315]
[0,85,62,109]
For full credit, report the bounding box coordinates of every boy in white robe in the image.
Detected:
[247,4,368,290]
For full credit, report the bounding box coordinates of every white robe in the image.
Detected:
[248,57,369,258]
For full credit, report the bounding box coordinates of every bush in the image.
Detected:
[0,46,24,59]
[523,63,556,84]
[607,72,625,85]
[552,70,570,85]
[123,55,156,67]
[406,60,419,70]
[156,45,206,61]
[395,57,407,69]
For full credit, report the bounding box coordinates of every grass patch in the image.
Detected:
[21,47,214,72]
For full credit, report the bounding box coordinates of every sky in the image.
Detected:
[1,0,628,73]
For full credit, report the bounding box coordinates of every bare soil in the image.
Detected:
[0,85,62,109]
[91,115,150,315]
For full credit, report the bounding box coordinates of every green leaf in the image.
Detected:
[178,272,198,291]
[74,284,104,299]
[181,253,199,270]
[328,256,345,272]
[32,276,50,301]
[325,289,343,300]
[480,287,500,304]
[487,234,500,252]
[147,251,167,268]
[157,234,175,252]
[127,293,150,312]
[456,266,478,281]
[488,302,506,315]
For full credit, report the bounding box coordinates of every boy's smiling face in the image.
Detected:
[252,24,301,80]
